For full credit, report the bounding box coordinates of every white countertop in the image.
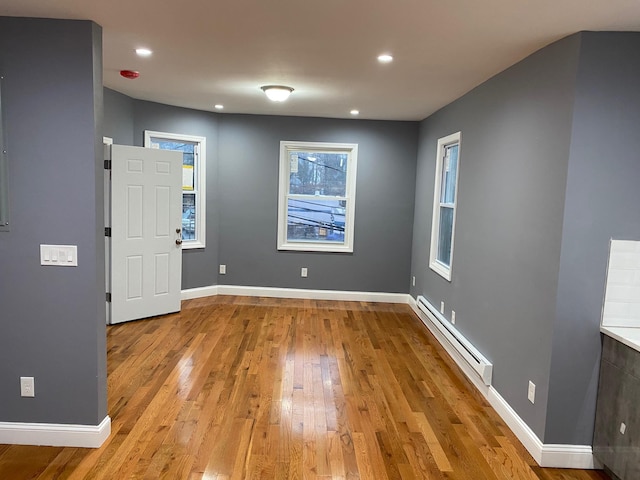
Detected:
[601,326,640,353]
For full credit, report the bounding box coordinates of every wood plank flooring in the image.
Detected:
[0,296,610,479]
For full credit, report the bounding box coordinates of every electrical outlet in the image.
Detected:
[528,381,536,404]
[440,301,445,314]
[301,267,308,278]
[20,377,35,397]
[412,276,416,287]
[219,264,226,275]
[451,310,456,325]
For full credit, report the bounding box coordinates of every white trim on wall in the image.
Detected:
[182,284,408,304]
[486,386,598,468]
[181,285,219,300]
[0,415,111,448]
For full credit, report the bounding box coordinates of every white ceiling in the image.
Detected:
[1,0,639,120]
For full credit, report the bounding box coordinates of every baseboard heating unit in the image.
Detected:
[416,295,493,386]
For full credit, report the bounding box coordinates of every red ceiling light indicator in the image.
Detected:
[120,70,140,79]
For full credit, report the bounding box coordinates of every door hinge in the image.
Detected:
[105,227,111,237]
[104,160,112,170]
[106,292,112,303]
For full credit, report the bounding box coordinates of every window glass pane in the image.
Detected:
[152,139,196,168]
[440,144,459,205]
[182,193,196,240]
[437,206,454,266]
[289,151,347,196]
[287,198,346,243]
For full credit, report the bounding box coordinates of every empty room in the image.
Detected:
[1,1,640,479]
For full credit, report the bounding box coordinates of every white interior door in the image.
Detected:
[110,145,183,324]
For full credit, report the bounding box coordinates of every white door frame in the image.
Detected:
[103,137,113,325]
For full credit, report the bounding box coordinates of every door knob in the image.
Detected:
[176,239,183,245]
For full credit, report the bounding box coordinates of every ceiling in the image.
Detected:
[1,0,639,121]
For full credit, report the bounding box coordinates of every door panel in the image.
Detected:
[127,185,143,238]
[110,145,183,324]
[155,254,170,294]
[126,256,143,300]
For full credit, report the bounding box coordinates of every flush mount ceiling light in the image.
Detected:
[350,109,360,116]
[377,54,393,63]
[261,85,294,102]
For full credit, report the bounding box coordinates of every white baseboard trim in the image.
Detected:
[182,284,411,304]
[407,296,596,469]
[181,285,219,300]
[486,388,597,468]
[540,444,600,469]
[0,415,111,448]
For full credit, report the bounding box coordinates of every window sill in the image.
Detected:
[182,241,205,250]
[278,241,353,253]
[429,260,452,281]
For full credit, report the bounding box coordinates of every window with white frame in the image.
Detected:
[144,131,206,249]
[429,132,461,281]
[278,141,358,252]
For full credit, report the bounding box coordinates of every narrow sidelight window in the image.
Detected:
[429,132,461,281]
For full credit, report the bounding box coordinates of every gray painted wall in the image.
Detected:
[217,114,417,292]
[132,100,220,289]
[102,97,419,293]
[104,88,134,145]
[410,35,581,440]
[546,32,640,445]
[0,18,106,425]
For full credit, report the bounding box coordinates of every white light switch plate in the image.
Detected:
[40,245,78,266]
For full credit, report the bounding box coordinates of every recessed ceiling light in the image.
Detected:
[350,109,360,116]
[377,54,393,63]
[135,48,153,57]
[214,104,224,110]
[261,85,294,102]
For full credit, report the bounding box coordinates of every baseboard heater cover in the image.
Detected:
[416,295,493,386]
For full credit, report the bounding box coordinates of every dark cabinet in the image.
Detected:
[594,335,640,479]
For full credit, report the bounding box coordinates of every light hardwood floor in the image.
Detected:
[0,296,609,479]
